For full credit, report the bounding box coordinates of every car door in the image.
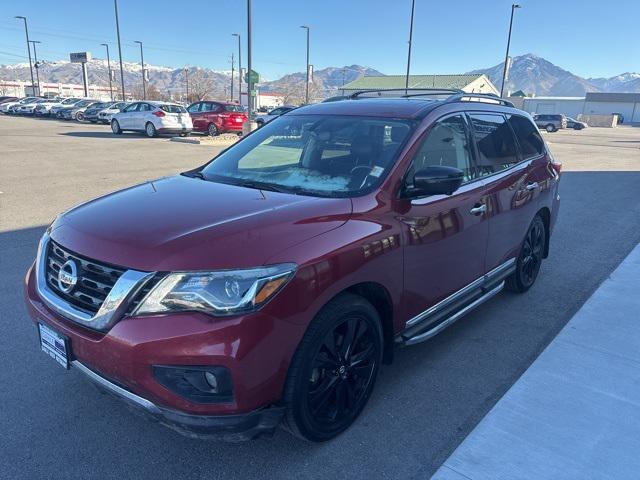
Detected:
[399,113,489,325]
[467,112,546,273]
[134,103,152,130]
[119,102,139,128]
[187,102,203,131]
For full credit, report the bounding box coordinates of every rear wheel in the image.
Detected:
[76,112,84,122]
[207,123,218,137]
[111,120,122,135]
[282,293,383,442]
[506,214,546,293]
[145,122,157,138]
[545,124,556,133]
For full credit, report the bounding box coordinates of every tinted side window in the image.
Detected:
[407,114,475,184]
[187,103,200,113]
[469,114,519,176]
[123,103,139,112]
[508,115,545,158]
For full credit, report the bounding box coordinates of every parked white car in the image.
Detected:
[0,97,38,114]
[97,102,128,124]
[255,105,296,127]
[111,101,192,137]
[37,97,81,117]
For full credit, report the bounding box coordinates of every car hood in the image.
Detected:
[50,175,352,272]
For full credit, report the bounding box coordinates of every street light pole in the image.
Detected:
[134,40,146,99]
[113,0,126,100]
[15,16,35,96]
[246,0,253,121]
[232,33,241,104]
[500,3,521,97]
[405,0,415,93]
[300,25,310,104]
[230,52,235,103]
[29,40,41,96]
[184,68,189,103]
[101,43,114,101]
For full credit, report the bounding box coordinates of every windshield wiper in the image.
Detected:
[181,171,206,180]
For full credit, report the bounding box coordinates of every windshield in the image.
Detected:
[223,105,244,112]
[199,114,415,197]
[22,98,38,104]
[160,104,187,113]
[75,100,93,107]
[61,98,79,104]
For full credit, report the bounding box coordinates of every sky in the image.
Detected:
[0,0,638,80]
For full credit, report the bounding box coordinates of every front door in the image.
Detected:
[399,113,489,323]
[119,102,139,128]
[188,102,204,132]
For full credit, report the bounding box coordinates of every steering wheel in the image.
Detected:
[349,165,374,189]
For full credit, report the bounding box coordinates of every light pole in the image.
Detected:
[500,3,521,97]
[183,68,189,103]
[113,0,126,100]
[15,16,35,96]
[29,40,42,96]
[232,33,241,104]
[101,43,114,101]
[230,52,235,103]
[134,40,146,99]
[300,25,310,104]
[405,0,416,93]
[246,0,253,121]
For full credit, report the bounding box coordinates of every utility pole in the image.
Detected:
[134,40,146,99]
[500,4,521,97]
[15,16,35,96]
[300,25,310,104]
[29,40,42,96]
[101,43,114,101]
[230,52,235,103]
[247,0,253,121]
[113,0,126,100]
[184,68,189,103]
[405,0,416,93]
[232,33,241,104]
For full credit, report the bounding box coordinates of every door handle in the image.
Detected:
[525,182,539,191]
[470,203,487,215]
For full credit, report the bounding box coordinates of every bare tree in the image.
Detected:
[186,68,216,102]
[279,79,324,105]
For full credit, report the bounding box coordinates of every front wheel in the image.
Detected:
[506,214,546,293]
[76,112,84,122]
[145,122,157,138]
[207,123,218,137]
[282,293,383,442]
[111,120,122,135]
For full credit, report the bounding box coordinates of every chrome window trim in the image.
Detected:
[36,232,154,331]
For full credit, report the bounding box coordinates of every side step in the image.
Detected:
[401,281,505,346]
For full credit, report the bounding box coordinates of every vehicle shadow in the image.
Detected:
[59,131,166,140]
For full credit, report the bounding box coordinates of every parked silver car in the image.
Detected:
[533,114,567,133]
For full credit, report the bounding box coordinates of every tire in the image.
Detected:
[76,112,84,122]
[145,122,157,138]
[282,293,383,442]
[506,214,546,293]
[207,123,218,137]
[545,124,556,133]
[111,120,122,135]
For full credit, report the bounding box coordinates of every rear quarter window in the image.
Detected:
[508,115,545,158]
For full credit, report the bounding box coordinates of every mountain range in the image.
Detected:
[1,53,639,98]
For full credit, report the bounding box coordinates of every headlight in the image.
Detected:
[134,263,297,316]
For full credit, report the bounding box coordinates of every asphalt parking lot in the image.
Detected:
[1,116,639,479]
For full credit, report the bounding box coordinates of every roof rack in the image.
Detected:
[348,88,514,108]
[349,88,463,99]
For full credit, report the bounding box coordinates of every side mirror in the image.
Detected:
[411,166,464,196]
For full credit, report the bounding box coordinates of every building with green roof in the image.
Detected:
[340,74,499,95]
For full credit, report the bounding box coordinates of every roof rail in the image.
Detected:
[446,93,515,108]
[350,88,463,99]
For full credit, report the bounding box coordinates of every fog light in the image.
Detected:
[152,366,233,404]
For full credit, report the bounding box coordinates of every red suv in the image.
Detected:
[25,90,561,442]
[187,101,247,136]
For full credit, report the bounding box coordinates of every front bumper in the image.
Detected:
[74,360,284,440]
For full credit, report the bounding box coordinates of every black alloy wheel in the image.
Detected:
[506,214,546,293]
[207,123,218,136]
[282,294,383,441]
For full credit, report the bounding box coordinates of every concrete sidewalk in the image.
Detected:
[433,243,640,480]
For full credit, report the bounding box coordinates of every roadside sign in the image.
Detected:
[308,64,314,83]
[244,69,260,84]
[70,52,92,63]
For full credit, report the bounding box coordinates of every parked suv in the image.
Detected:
[25,90,561,442]
[533,113,567,132]
[187,101,247,136]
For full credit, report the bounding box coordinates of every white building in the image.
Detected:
[517,92,640,124]
[0,80,113,100]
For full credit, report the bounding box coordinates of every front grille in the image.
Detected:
[45,240,126,315]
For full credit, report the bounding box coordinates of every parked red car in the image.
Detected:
[187,101,247,136]
[25,90,561,442]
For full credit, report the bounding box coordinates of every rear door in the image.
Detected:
[134,103,153,130]
[400,113,489,324]
[468,112,546,272]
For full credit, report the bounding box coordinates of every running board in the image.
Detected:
[401,281,505,346]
